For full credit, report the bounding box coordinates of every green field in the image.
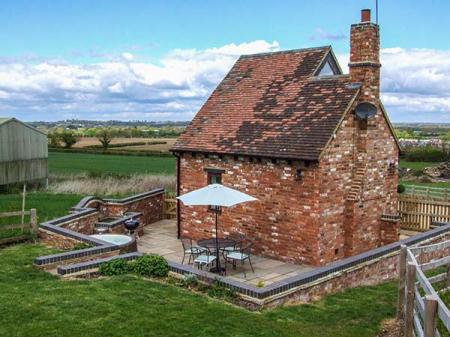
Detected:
[49,151,176,176]
[0,243,397,337]
[399,160,438,170]
[0,193,81,239]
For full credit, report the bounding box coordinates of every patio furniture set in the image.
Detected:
[181,233,254,277]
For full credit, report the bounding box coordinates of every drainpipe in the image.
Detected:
[176,153,181,239]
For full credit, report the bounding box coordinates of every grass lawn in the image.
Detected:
[0,243,397,337]
[399,160,438,171]
[400,180,450,189]
[0,192,81,239]
[49,151,176,176]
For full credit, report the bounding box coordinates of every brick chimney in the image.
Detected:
[349,9,381,103]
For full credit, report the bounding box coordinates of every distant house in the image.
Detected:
[0,117,48,186]
[171,9,400,266]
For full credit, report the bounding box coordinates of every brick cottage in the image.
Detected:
[171,9,400,266]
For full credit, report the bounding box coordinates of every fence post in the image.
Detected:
[424,294,438,337]
[30,209,38,236]
[405,262,417,337]
[447,264,450,288]
[397,245,407,319]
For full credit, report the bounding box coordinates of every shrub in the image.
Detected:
[59,131,80,149]
[48,132,61,147]
[72,242,93,250]
[403,146,448,162]
[207,280,236,300]
[181,274,198,288]
[99,258,130,276]
[397,184,406,194]
[131,254,169,277]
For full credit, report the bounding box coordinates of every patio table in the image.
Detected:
[197,238,236,274]
[197,238,236,250]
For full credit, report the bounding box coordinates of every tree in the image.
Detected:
[60,131,79,149]
[98,129,114,150]
[47,132,60,148]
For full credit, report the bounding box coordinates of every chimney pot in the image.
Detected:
[361,9,371,22]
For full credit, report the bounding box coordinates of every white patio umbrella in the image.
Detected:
[177,183,257,273]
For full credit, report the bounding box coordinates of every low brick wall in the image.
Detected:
[59,212,100,236]
[101,189,164,227]
[39,229,85,250]
[167,222,450,309]
[36,189,165,273]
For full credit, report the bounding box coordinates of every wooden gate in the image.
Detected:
[164,192,177,219]
[399,195,450,231]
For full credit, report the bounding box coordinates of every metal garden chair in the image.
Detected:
[193,247,217,271]
[181,237,206,264]
[224,241,254,277]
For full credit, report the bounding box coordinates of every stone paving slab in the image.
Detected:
[137,219,315,286]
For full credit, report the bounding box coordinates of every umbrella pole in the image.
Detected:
[215,208,221,273]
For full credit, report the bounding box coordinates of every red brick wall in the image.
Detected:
[262,234,450,308]
[59,212,100,235]
[100,193,164,228]
[318,107,399,261]
[179,153,322,265]
[349,22,381,102]
[39,229,83,250]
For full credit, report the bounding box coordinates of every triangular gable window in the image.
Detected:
[318,60,335,76]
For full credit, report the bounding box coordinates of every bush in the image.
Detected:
[397,184,406,194]
[403,146,449,162]
[99,258,130,276]
[207,280,236,300]
[72,242,93,250]
[59,131,80,149]
[181,274,198,288]
[130,254,169,277]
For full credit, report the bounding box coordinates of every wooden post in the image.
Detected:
[424,294,438,337]
[21,183,27,225]
[397,245,408,319]
[405,262,417,337]
[447,264,450,288]
[30,208,37,236]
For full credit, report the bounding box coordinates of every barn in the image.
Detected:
[0,117,48,186]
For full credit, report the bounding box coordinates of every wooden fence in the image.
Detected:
[397,241,450,337]
[0,209,38,245]
[164,192,177,219]
[405,185,450,202]
[399,195,450,231]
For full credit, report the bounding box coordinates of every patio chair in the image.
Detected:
[221,232,245,256]
[181,237,206,264]
[225,242,254,278]
[193,248,217,271]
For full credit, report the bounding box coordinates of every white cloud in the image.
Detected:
[121,52,134,61]
[337,48,450,122]
[0,40,279,121]
[0,42,448,122]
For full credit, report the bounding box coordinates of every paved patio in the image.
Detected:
[137,219,315,286]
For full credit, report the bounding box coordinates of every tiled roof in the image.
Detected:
[172,46,360,160]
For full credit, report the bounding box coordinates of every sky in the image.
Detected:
[0,0,449,123]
